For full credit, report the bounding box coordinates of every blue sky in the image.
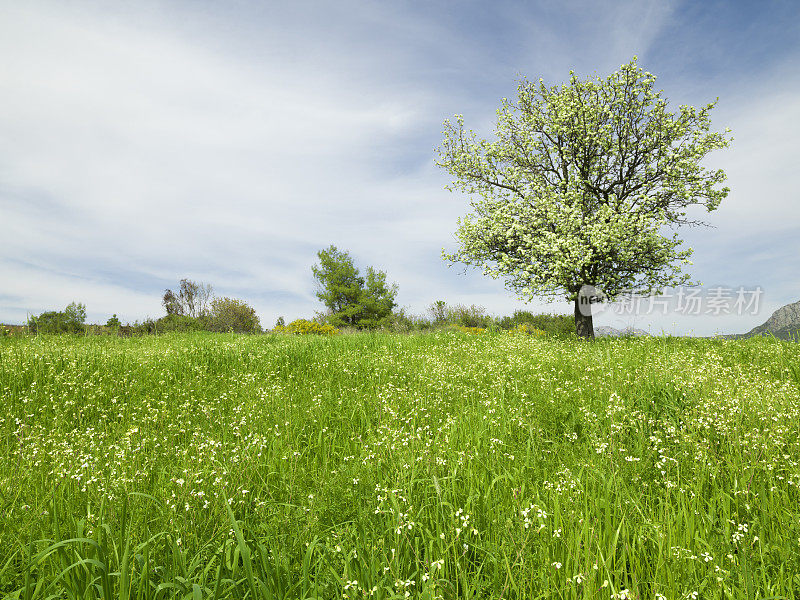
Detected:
[1,0,798,335]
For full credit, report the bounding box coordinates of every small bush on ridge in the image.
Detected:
[208,297,261,333]
[450,324,486,335]
[27,302,87,334]
[507,323,547,337]
[130,314,208,335]
[446,304,492,328]
[274,319,339,336]
[497,310,575,339]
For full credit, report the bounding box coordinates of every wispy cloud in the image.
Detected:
[1,0,798,334]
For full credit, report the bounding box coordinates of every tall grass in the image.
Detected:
[1,331,799,598]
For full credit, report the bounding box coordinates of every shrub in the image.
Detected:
[422,302,493,329]
[378,308,430,333]
[274,319,339,336]
[130,314,207,335]
[447,304,493,328]
[208,297,261,333]
[507,323,547,337]
[106,314,121,328]
[129,318,157,335]
[451,325,485,335]
[28,311,69,334]
[428,300,448,325]
[1,324,28,336]
[159,314,208,332]
[497,310,575,339]
[27,302,87,334]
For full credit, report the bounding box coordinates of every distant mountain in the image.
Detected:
[594,325,650,338]
[719,299,800,341]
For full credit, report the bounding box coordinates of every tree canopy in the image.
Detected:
[312,246,398,329]
[27,302,86,334]
[162,279,213,318]
[436,56,732,338]
[209,297,261,333]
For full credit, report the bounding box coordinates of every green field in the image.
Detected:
[2,331,800,599]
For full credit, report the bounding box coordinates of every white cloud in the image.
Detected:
[1,1,797,335]
[0,2,442,320]
[0,261,161,324]
[510,0,678,80]
[703,90,800,231]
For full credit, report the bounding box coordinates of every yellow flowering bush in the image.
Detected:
[452,325,485,335]
[274,319,339,336]
[508,323,547,337]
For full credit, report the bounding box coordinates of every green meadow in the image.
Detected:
[2,331,800,599]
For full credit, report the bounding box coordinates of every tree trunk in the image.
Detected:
[574,296,595,340]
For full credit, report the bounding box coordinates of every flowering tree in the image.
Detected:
[436,57,732,339]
